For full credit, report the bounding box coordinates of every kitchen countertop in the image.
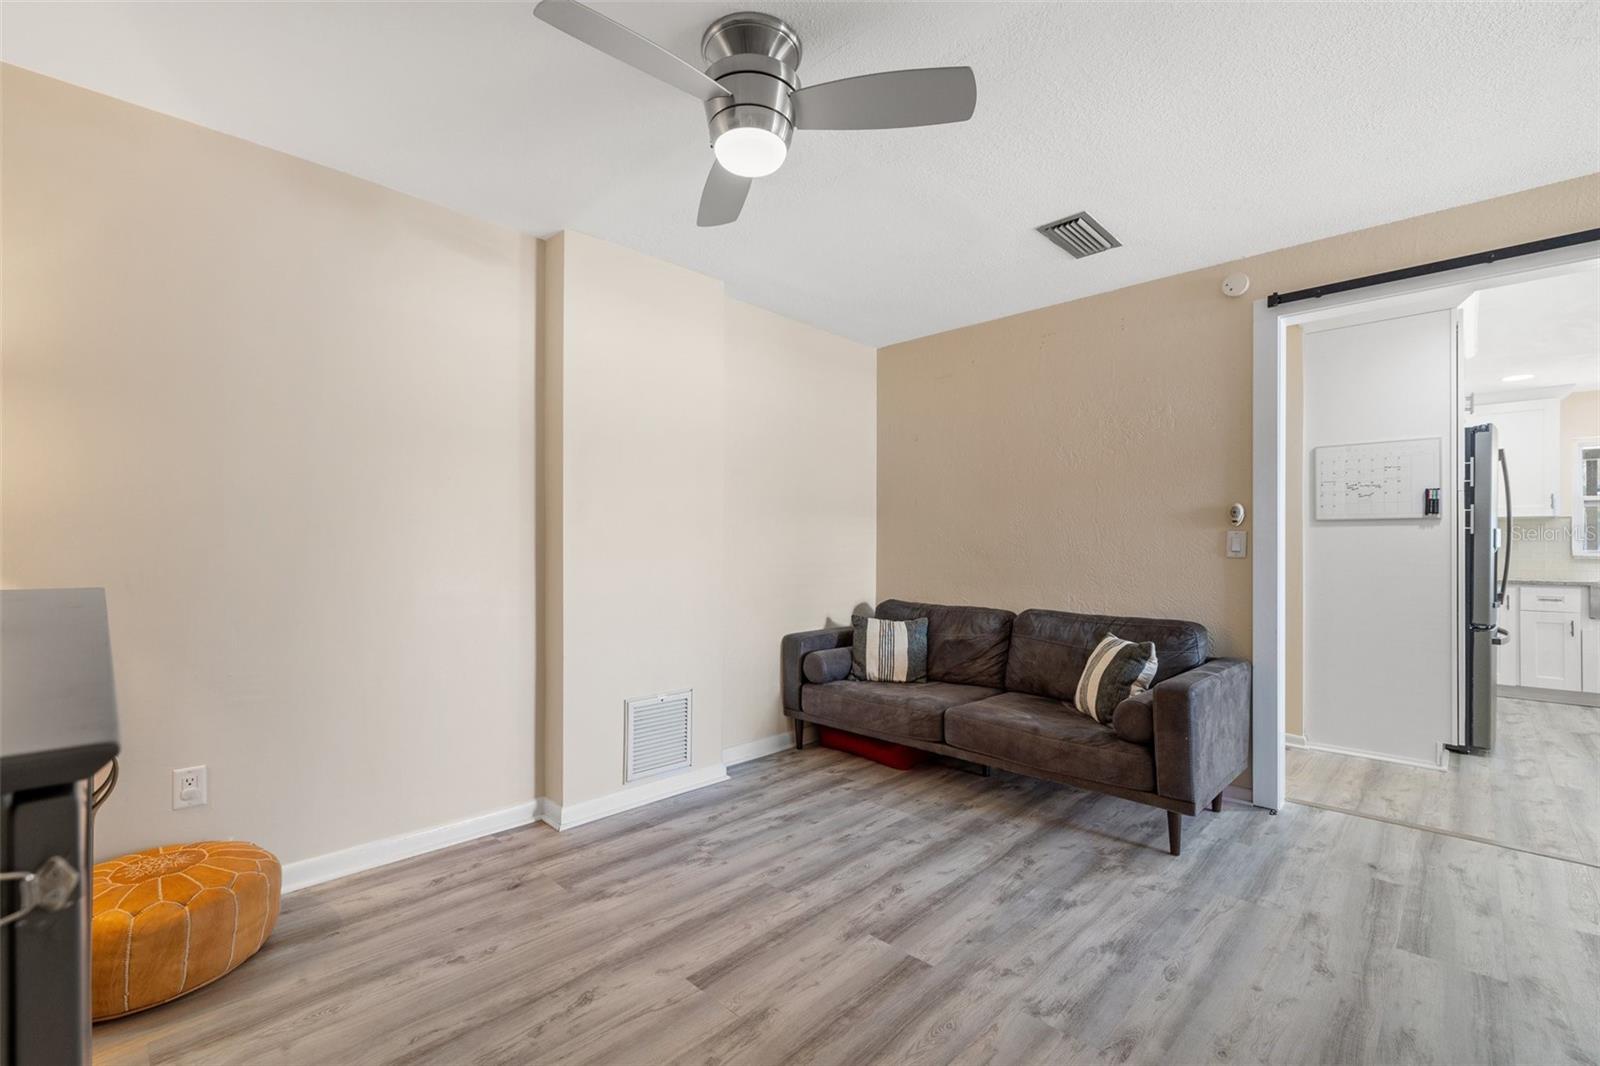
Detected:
[1508,578,1600,588]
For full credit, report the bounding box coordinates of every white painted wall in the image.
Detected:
[2,68,538,863]
[539,235,879,805]
[721,300,876,756]
[543,232,728,809]
[5,66,879,870]
[1302,309,1456,767]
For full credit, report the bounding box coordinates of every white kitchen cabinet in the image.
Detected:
[1519,607,1582,691]
[1520,586,1583,613]
[1476,398,1561,517]
[1583,623,1600,694]
[1496,585,1519,686]
[1583,589,1600,694]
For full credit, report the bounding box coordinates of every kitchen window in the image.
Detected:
[1576,437,1600,556]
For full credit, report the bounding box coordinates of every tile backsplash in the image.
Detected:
[1506,517,1600,583]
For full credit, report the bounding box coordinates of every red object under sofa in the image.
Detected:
[818,725,928,770]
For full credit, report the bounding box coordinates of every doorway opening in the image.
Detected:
[1280,259,1599,863]
[1251,242,1599,867]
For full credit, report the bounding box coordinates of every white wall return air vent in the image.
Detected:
[625,690,692,782]
[1037,211,1121,259]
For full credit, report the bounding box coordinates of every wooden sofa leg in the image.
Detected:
[1211,792,1223,813]
[793,718,806,751]
[1167,812,1182,857]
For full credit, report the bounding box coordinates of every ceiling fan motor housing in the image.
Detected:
[700,12,802,150]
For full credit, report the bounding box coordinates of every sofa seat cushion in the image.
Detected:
[945,692,1157,792]
[801,680,1002,743]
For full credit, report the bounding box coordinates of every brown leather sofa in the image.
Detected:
[781,599,1251,855]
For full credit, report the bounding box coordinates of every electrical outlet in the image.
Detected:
[172,765,208,810]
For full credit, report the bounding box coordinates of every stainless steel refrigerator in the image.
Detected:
[1,588,120,1063]
[1450,423,1510,755]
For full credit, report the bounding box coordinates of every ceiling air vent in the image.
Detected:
[625,690,692,782]
[1037,212,1121,259]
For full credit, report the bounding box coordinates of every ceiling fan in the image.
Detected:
[532,0,978,226]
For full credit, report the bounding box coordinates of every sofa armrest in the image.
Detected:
[1152,658,1251,805]
[781,626,853,712]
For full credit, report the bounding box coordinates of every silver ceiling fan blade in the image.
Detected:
[533,0,729,103]
[791,67,976,130]
[697,161,751,227]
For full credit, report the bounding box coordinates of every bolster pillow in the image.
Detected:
[803,647,853,684]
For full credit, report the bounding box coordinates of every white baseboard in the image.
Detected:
[722,727,814,766]
[1284,732,1308,750]
[282,799,541,894]
[722,731,792,765]
[280,763,734,894]
[541,763,729,832]
[1297,738,1446,772]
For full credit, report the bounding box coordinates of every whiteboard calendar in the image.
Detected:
[1313,437,1442,520]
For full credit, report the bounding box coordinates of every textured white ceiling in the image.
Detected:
[1463,264,1600,394]
[4,1,1597,346]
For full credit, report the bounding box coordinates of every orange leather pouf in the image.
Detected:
[91,841,281,1021]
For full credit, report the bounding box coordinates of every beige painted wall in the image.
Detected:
[2,67,538,863]
[721,299,876,752]
[879,174,1600,671]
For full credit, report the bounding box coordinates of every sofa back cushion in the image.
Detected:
[875,599,1015,688]
[1005,609,1211,702]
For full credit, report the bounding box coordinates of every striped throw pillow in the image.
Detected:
[1074,633,1158,725]
[849,615,929,683]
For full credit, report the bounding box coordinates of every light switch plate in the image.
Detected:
[1226,530,1248,558]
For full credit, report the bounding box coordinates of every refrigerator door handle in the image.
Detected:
[0,856,79,928]
[1497,447,1512,606]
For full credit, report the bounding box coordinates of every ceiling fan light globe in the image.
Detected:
[713,126,787,178]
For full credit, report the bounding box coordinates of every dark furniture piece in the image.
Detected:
[781,599,1250,855]
[2,589,120,1066]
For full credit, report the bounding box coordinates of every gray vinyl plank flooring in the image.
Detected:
[94,745,1600,1065]
[1288,696,1600,866]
